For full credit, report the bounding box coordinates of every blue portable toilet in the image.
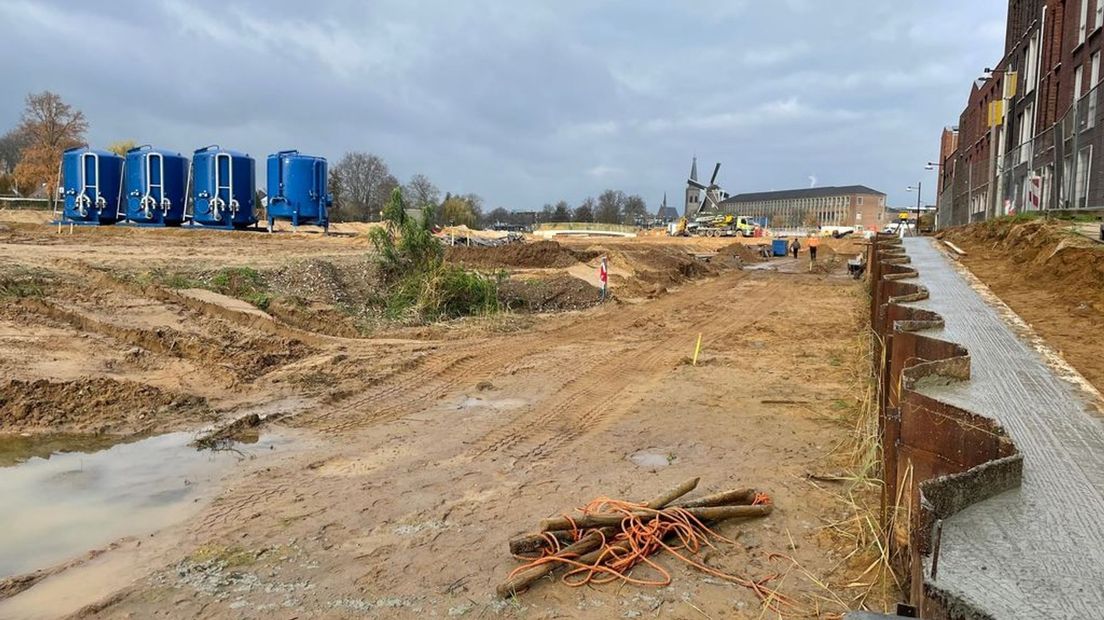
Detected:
[122,145,188,226]
[57,146,124,225]
[772,238,789,257]
[265,150,332,231]
[190,145,257,229]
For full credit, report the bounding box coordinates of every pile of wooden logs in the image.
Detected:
[497,477,773,598]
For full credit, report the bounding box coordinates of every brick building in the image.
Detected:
[939,0,1104,227]
[935,126,959,228]
[718,186,887,231]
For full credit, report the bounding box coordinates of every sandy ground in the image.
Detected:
[946,219,1104,395]
[0,216,883,619]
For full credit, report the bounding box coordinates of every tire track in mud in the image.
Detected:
[301,333,552,434]
[471,273,785,462]
[196,482,292,532]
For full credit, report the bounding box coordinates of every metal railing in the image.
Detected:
[939,81,1104,227]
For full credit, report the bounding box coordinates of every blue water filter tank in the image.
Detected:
[191,146,256,229]
[123,145,188,225]
[265,150,332,230]
[59,146,124,224]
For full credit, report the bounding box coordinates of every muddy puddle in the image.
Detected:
[0,431,292,580]
[629,449,674,469]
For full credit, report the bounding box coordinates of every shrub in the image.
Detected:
[372,188,498,321]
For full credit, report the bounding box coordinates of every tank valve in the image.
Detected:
[140,195,157,218]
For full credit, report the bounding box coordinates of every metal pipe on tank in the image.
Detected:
[183,158,193,222]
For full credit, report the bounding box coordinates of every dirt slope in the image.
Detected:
[946,218,1104,392]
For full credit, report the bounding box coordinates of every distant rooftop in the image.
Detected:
[721,185,885,204]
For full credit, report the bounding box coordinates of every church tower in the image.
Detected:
[684,157,701,217]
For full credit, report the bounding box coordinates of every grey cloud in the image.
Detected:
[0,0,1006,209]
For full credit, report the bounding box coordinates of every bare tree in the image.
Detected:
[574,197,595,222]
[17,91,88,149]
[460,193,485,226]
[404,173,440,209]
[331,152,398,221]
[552,200,572,221]
[595,189,625,224]
[487,207,510,226]
[13,91,88,195]
[0,129,29,174]
[622,194,648,224]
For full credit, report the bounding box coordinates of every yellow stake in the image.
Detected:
[692,333,703,366]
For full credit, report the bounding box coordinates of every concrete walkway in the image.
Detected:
[902,238,1104,618]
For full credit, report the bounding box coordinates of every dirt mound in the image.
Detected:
[498,274,600,311]
[946,217,1104,390]
[267,258,378,305]
[718,242,769,264]
[810,254,844,274]
[447,241,585,269]
[0,378,212,434]
[564,244,722,300]
[947,218,1104,290]
[630,248,717,292]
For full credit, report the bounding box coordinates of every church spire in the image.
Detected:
[689,156,698,182]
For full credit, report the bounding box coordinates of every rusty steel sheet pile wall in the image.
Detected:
[868,235,1023,617]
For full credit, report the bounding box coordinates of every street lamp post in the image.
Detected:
[906,182,922,236]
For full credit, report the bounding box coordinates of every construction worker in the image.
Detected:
[789,237,801,259]
[598,255,609,301]
[808,234,820,262]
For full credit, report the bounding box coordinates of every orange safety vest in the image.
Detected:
[807,237,820,248]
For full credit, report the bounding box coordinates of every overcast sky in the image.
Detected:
[0,1,1007,211]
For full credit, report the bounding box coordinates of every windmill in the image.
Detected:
[686,162,727,218]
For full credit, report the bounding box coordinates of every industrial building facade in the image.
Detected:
[937,0,1104,227]
[718,186,888,231]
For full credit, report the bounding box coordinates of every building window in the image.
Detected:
[1076,146,1093,208]
[1020,102,1035,158]
[1097,0,1104,31]
[1026,33,1039,94]
[1081,0,1091,44]
[1090,53,1101,130]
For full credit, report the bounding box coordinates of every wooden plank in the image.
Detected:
[942,240,968,256]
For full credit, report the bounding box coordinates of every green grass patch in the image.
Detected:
[0,269,51,299]
[0,278,46,298]
[161,273,202,289]
[371,188,499,323]
[152,266,272,311]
